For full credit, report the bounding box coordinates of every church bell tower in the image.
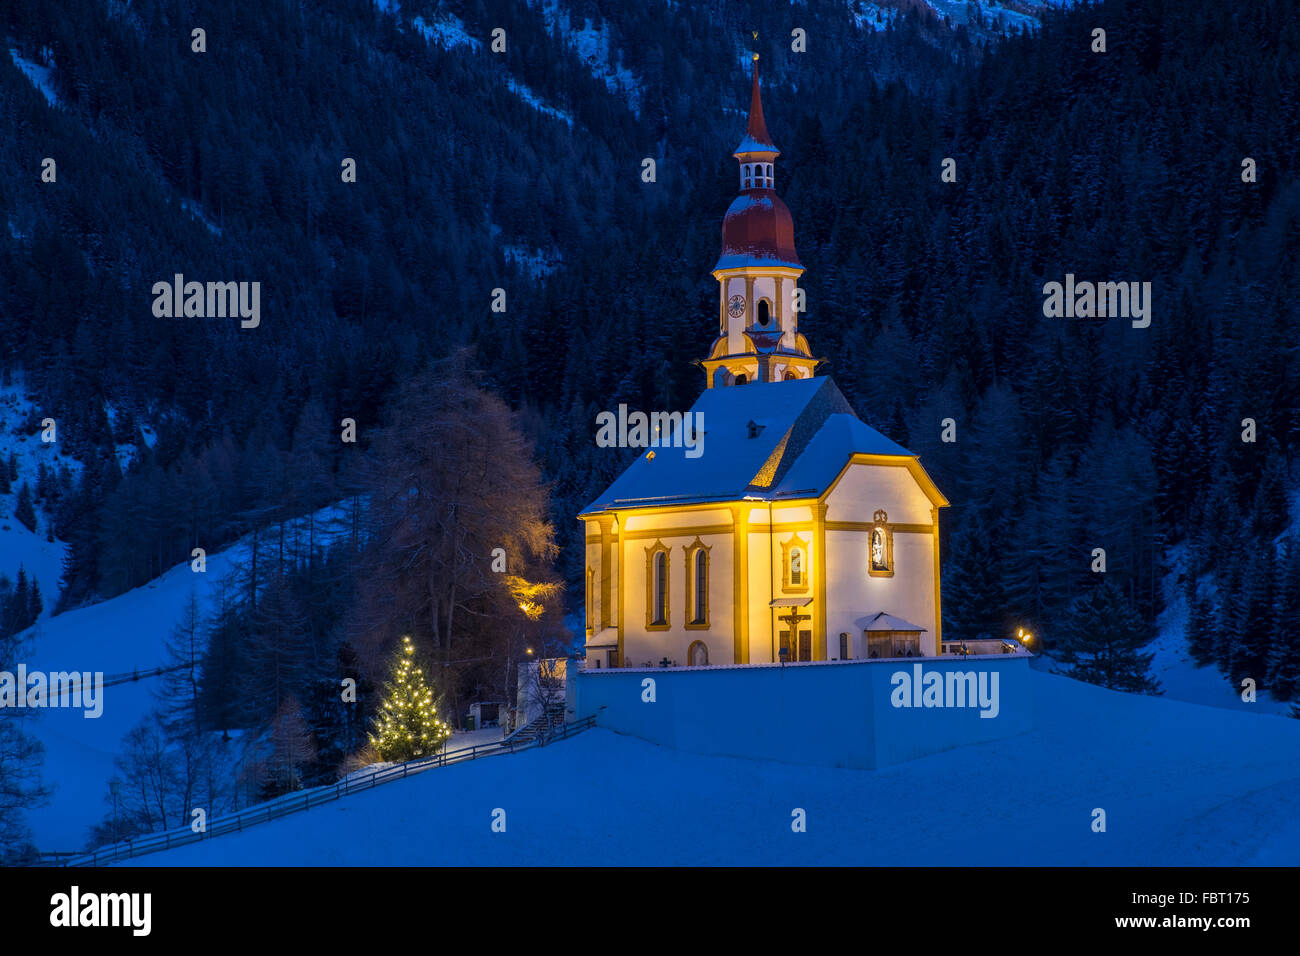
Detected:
[703,54,819,388]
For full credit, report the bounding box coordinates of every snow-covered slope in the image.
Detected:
[372,1,577,127]
[533,0,642,113]
[128,670,1300,866]
[0,375,73,612]
[22,504,353,850]
[8,47,61,108]
[1145,504,1298,716]
[850,0,1077,37]
[23,557,242,850]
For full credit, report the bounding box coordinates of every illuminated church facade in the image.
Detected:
[581,58,949,669]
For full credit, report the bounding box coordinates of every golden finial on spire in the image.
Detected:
[751,30,759,60]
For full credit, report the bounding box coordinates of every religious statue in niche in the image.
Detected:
[870,510,892,574]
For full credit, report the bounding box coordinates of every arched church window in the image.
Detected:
[684,539,711,630]
[688,640,709,666]
[654,551,667,622]
[757,299,771,326]
[646,544,670,628]
[585,567,594,633]
[735,373,748,385]
[783,370,797,381]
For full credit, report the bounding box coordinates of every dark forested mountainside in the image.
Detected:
[1,0,1297,684]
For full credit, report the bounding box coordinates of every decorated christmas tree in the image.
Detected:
[368,636,451,762]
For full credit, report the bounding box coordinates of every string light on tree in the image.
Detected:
[369,635,451,762]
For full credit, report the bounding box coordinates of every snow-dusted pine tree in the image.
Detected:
[1057,579,1160,693]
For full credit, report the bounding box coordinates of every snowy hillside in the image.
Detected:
[22,504,353,850]
[127,670,1300,866]
[373,0,578,128]
[7,47,61,108]
[850,0,1077,36]
[1141,487,1300,717]
[0,375,74,612]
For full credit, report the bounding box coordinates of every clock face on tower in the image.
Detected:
[727,294,746,319]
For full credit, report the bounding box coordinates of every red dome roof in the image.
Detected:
[714,191,802,271]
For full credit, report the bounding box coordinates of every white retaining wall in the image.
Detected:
[571,655,1034,769]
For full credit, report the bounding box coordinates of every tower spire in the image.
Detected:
[739,53,777,157]
[734,53,778,159]
[702,55,818,389]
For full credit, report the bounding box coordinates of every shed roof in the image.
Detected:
[861,612,928,633]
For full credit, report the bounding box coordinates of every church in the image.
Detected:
[580,57,949,670]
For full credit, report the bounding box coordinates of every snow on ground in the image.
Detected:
[178,198,222,236]
[1144,541,1293,716]
[0,511,64,626]
[503,77,574,129]
[128,670,1300,866]
[445,726,504,750]
[374,1,573,129]
[928,0,1042,32]
[503,244,563,279]
[849,3,902,31]
[8,48,61,108]
[848,1,1075,35]
[0,374,74,611]
[412,14,482,51]
[533,0,642,113]
[22,503,354,850]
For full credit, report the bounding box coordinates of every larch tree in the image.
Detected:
[353,354,561,695]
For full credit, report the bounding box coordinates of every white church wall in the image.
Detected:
[824,528,937,657]
[751,276,776,325]
[619,517,735,668]
[572,655,1034,770]
[825,461,934,526]
[584,523,604,636]
[725,276,746,353]
[745,526,779,662]
[623,509,731,534]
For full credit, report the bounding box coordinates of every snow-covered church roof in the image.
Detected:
[581,377,921,515]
